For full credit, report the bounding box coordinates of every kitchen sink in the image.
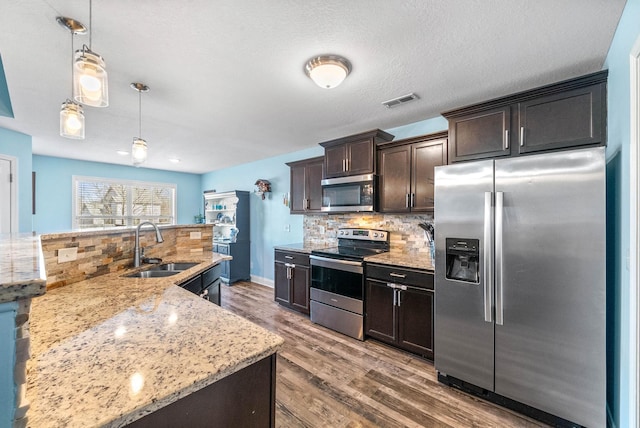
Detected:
[150,262,199,271]
[124,270,181,278]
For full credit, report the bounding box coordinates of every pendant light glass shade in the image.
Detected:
[304,55,352,89]
[74,46,108,107]
[131,82,150,166]
[131,138,147,166]
[60,100,85,139]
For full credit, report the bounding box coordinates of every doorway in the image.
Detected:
[0,154,17,233]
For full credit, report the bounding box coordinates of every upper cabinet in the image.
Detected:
[320,129,394,178]
[443,70,607,163]
[377,132,447,213]
[286,156,324,214]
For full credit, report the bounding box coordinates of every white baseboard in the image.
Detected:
[250,275,273,288]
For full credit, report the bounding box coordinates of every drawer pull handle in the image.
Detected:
[389,273,406,278]
[284,256,294,259]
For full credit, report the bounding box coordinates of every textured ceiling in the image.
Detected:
[0,0,626,173]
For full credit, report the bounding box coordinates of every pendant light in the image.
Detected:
[131,83,149,166]
[57,17,87,140]
[73,0,108,107]
[304,55,352,89]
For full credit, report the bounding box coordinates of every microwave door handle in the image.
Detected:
[484,191,493,323]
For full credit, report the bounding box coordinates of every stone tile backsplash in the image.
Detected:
[40,225,213,290]
[303,213,434,254]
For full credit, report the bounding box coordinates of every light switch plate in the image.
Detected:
[58,247,78,263]
[190,231,202,240]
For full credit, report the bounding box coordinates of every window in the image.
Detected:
[72,176,176,229]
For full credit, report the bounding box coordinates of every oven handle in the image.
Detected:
[309,255,363,274]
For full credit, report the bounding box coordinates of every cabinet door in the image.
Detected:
[274,262,291,305]
[378,145,411,213]
[518,83,605,154]
[365,279,397,344]
[397,287,434,359]
[347,139,375,175]
[324,144,347,178]
[448,106,511,162]
[204,280,221,306]
[291,265,310,315]
[289,164,307,214]
[412,139,446,212]
[181,275,202,295]
[306,160,324,212]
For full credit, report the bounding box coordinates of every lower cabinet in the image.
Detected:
[178,264,222,306]
[214,242,250,284]
[274,250,310,315]
[365,263,434,359]
[127,354,276,427]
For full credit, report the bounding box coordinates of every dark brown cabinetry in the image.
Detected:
[286,156,323,214]
[444,71,607,163]
[377,132,447,213]
[274,250,310,315]
[177,264,222,306]
[365,263,434,359]
[320,129,394,178]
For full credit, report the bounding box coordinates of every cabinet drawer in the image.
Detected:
[366,264,433,290]
[202,264,222,287]
[181,275,203,294]
[215,244,229,255]
[274,250,309,266]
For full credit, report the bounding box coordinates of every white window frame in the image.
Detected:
[72,175,177,229]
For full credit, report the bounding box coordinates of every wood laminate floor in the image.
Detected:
[221,281,549,428]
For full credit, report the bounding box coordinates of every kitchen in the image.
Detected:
[0,1,639,427]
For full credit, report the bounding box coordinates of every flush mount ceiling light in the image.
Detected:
[57,17,87,140]
[73,0,109,107]
[304,55,352,89]
[131,82,149,166]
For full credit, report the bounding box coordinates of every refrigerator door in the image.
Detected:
[494,147,605,427]
[434,160,495,391]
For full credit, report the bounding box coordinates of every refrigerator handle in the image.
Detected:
[483,192,494,323]
[495,191,504,325]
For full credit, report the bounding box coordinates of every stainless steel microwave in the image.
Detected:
[321,174,376,212]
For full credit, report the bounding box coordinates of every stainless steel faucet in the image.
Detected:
[133,222,164,267]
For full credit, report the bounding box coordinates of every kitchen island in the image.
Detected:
[25,252,284,427]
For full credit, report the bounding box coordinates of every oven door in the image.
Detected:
[310,255,363,299]
[310,255,365,340]
[321,174,375,212]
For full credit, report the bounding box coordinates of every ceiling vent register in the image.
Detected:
[382,93,419,109]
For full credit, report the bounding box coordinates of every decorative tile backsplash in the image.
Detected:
[303,213,434,254]
[40,225,213,290]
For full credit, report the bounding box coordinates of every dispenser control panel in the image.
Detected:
[445,238,480,284]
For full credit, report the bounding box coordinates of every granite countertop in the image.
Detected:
[0,234,47,303]
[365,250,435,271]
[273,242,332,254]
[26,253,284,428]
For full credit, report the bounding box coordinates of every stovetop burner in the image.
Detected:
[311,228,390,261]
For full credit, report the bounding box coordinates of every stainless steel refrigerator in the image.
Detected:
[433,147,605,427]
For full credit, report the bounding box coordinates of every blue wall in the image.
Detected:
[201,118,448,284]
[0,128,32,232]
[603,0,640,426]
[32,155,202,233]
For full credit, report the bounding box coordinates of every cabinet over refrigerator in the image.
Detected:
[434,147,605,427]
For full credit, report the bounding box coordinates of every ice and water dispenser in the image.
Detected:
[445,238,480,283]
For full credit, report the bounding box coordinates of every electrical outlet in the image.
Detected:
[190,231,202,240]
[58,247,78,263]
[284,224,290,232]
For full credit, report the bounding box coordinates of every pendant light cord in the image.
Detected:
[70,31,74,98]
[89,0,93,49]
[139,89,142,138]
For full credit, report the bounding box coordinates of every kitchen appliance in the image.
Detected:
[434,147,605,427]
[321,174,376,212]
[310,228,389,339]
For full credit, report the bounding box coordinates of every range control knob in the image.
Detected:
[373,232,379,238]
[339,230,344,235]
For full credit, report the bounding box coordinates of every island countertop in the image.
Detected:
[0,233,47,303]
[26,254,284,428]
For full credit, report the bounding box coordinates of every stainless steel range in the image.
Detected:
[309,228,389,340]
